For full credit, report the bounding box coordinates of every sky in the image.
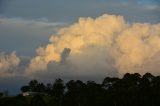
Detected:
[0,0,160,95]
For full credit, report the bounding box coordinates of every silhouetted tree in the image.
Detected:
[141,73,155,89]
[36,83,46,92]
[122,73,141,88]
[20,85,30,92]
[62,80,86,106]
[46,83,52,95]
[51,78,65,98]
[102,77,119,90]
[2,72,160,106]
[29,80,39,92]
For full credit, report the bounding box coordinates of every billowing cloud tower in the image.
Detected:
[27,14,160,77]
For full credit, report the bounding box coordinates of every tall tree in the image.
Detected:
[51,78,65,98]
[29,80,39,92]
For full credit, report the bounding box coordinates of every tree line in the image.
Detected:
[1,72,160,106]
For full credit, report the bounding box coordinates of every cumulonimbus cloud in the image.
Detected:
[26,14,160,77]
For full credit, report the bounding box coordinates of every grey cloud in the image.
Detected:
[0,17,66,55]
[36,46,118,81]
[60,48,71,64]
[1,0,160,23]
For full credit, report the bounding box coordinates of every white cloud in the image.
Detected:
[26,14,160,78]
[0,51,20,76]
[0,14,160,79]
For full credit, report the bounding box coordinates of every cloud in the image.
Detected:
[0,17,67,55]
[112,23,160,74]
[60,48,71,64]
[0,51,20,76]
[27,14,160,78]
[1,0,160,23]
[142,5,159,10]
[1,13,160,79]
[0,17,66,29]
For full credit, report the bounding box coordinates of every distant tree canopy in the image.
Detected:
[1,72,160,106]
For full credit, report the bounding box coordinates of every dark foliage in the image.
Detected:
[1,73,160,106]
